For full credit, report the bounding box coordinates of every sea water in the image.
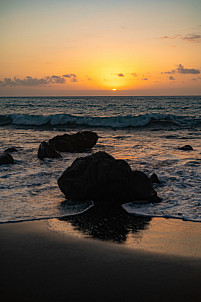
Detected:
[1,96,201,223]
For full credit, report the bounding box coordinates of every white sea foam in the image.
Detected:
[122,202,201,222]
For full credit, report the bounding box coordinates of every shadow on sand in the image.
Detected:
[59,202,151,243]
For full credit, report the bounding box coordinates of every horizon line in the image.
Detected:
[0,93,201,98]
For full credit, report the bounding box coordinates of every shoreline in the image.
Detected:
[1,214,201,257]
[1,218,201,302]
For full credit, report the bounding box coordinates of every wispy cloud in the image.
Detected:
[161,70,175,75]
[182,34,201,43]
[161,34,181,40]
[160,33,201,43]
[169,76,175,81]
[46,75,66,84]
[161,64,200,76]
[0,74,78,86]
[117,73,125,77]
[63,73,78,82]
[177,64,200,74]
[131,73,138,77]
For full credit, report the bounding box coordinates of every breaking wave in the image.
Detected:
[0,113,199,129]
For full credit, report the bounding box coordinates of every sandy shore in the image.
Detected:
[1,219,201,302]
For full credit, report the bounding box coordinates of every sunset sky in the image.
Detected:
[0,0,201,96]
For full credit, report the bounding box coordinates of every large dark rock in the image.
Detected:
[49,131,98,152]
[0,153,14,165]
[58,151,161,205]
[38,142,62,160]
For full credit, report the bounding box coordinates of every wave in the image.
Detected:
[0,201,94,224]
[122,203,201,223]
[0,113,199,129]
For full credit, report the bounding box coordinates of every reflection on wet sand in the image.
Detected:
[59,203,151,243]
[47,201,201,257]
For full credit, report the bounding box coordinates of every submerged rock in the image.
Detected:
[178,145,193,151]
[38,141,62,160]
[58,151,161,205]
[0,153,14,165]
[49,131,98,152]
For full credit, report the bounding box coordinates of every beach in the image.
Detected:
[1,218,201,302]
[1,0,201,299]
[1,96,201,301]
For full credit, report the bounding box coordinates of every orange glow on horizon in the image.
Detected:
[0,1,201,96]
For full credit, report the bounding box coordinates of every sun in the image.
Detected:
[112,88,117,91]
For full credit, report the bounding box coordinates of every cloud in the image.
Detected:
[0,74,78,87]
[117,73,124,77]
[0,78,20,86]
[131,73,138,77]
[142,78,148,81]
[0,76,50,86]
[182,34,201,43]
[161,70,175,75]
[70,77,78,82]
[176,64,200,74]
[160,34,181,40]
[160,33,201,43]
[161,64,200,76]
[169,76,175,81]
[63,73,78,82]
[46,75,66,84]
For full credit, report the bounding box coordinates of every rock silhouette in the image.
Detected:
[38,131,98,159]
[150,173,160,184]
[178,145,193,151]
[0,153,14,165]
[58,151,161,205]
[4,147,18,153]
[49,131,98,152]
[38,141,62,160]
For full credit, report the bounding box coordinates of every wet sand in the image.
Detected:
[1,219,201,302]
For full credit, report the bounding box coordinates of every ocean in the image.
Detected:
[1,96,201,224]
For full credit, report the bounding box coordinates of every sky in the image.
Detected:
[0,0,201,96]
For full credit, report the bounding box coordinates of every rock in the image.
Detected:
[178,145,193,151]
[4,147,18,153]
[0,153,14,165]
[131,170,160,202]
[38,141,62,160]
[49,131,98,152]
[58,151,161,205]
[150,173,160,184]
